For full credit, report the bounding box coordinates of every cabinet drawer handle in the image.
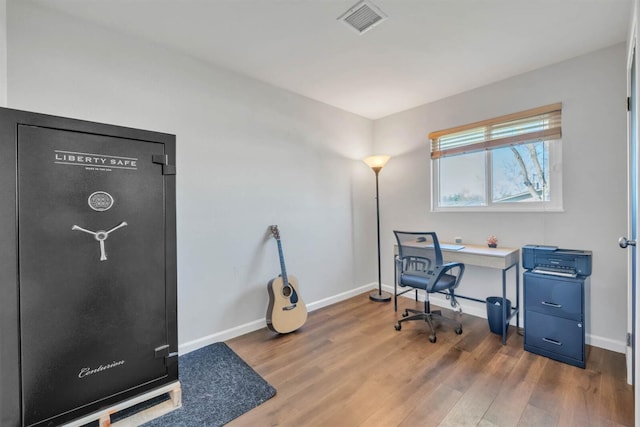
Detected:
[542,337,562,346]
[541,301,562,308]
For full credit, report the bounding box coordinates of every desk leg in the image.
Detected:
[500,263,519,345]
[394,258,397,312]
[516,263,520,332]
[502,268,507,345]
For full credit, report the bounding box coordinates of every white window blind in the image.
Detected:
[430,103,562,159]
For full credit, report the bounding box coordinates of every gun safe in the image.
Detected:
[0,108,178,426]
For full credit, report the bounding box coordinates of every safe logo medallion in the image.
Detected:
[88,191,114,212]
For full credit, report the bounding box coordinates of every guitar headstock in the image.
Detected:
[270,225,280,240]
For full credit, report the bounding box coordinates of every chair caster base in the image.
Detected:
[394,323,401,331]
[455,326,463,335]
[429,335,436,343]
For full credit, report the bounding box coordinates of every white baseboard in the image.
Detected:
[179,319,266,355]
[178,283,376,355]
[384,284,627,354]
[306,283,374,312]
[586,334,626,354]
[180,283,626,355]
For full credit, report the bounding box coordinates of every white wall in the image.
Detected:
[0,0,6,106]
[373,44,628,352]
[7,1,377,353]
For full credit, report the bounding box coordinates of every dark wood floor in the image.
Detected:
[226,292,633,426]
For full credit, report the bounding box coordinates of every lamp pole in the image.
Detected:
[363,155,392,303]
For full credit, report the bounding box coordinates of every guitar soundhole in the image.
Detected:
[282,285,292,297]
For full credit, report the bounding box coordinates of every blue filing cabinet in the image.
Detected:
[523,271,587,368]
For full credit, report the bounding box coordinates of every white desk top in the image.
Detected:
[399,242,519,270]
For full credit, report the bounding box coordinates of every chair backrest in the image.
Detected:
[393,231,443,269]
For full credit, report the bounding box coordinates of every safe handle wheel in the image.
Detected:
[72,221,128,261]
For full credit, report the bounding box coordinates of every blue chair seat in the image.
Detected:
[400,272,457,292]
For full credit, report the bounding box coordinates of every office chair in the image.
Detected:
[393,231,465,343]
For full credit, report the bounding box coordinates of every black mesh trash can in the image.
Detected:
[486,296,511,334]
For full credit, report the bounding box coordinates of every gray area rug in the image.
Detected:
[141,342,276,426]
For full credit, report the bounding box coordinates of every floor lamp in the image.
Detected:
[363,154,392,302]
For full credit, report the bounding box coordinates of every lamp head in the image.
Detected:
[363,155,390,174]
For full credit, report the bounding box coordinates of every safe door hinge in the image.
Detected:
[627,332,633,346]
[154,344,178,366]
[154,344,170,358]
[152,154,177,175]
[628,96,632,112]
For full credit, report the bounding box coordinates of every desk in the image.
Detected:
[395,242,520,345]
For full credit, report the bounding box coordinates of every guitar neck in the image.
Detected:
[276,239,289,285]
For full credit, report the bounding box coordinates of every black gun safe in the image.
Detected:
[0,108,178,426]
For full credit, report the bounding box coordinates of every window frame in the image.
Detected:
[430,104,564,213]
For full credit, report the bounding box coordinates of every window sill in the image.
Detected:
[432,205,564,213]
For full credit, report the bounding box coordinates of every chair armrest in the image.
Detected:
[440,261,465,274]
[426,262,465,292]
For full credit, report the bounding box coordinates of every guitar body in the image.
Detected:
[266,225,307,334]
[266,275,307,333]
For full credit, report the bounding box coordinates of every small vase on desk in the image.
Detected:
[488,243,497,248]
[486,235,498,248]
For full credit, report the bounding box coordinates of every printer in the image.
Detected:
[522,245,592,278]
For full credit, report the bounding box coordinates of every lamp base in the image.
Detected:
[369,290,392,302]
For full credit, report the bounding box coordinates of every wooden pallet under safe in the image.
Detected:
[62,381,182,427]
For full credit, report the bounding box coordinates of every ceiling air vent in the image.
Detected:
[338,0,388,35]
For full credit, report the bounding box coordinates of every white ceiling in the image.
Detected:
[29,0,632,119]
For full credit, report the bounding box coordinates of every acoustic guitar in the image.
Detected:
[266,225,307,333]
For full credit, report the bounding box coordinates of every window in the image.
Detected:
[430,103,562,212]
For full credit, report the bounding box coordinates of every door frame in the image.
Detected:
[627,22,636,388]
[626,9,640,423]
